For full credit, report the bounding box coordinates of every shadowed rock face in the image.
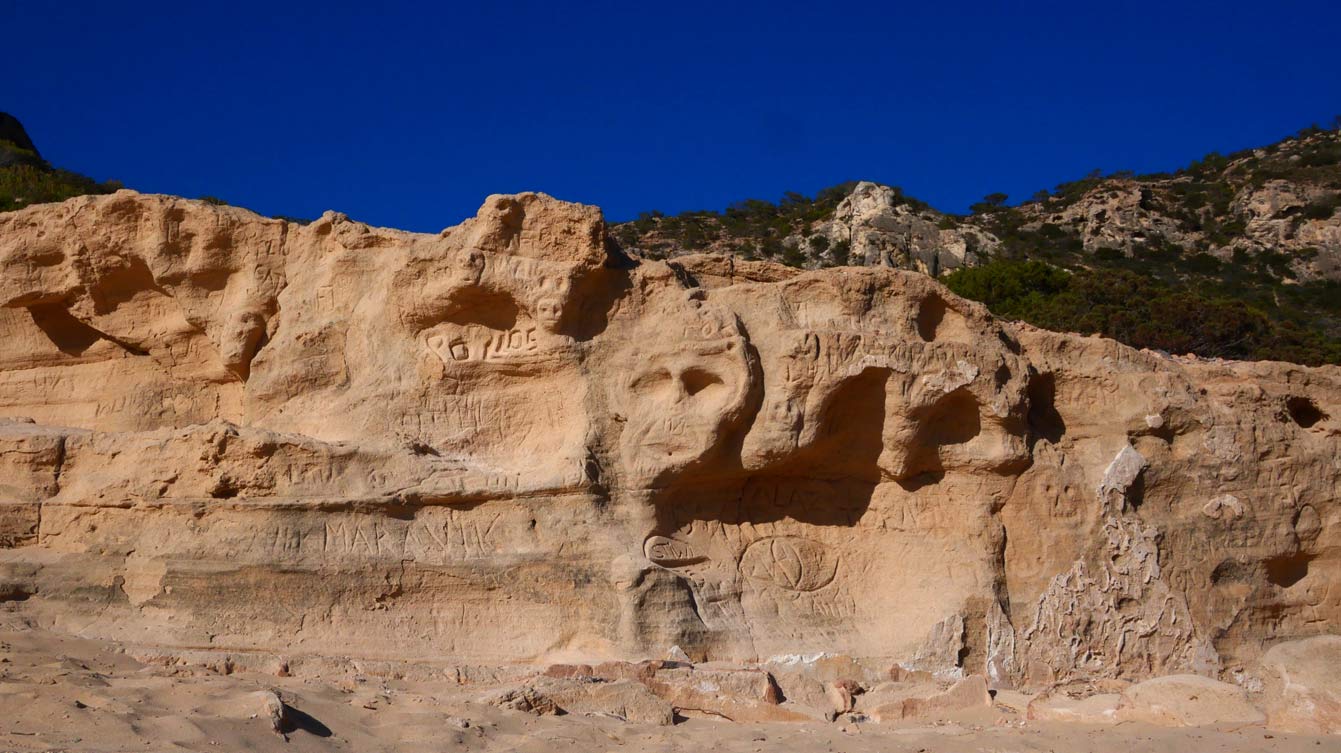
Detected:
[0,112,44,169]
[0,190,1338,687]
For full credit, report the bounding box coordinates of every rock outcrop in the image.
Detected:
[615,130,1341,285]
[800,181,996,275]
[0,190,1338,697]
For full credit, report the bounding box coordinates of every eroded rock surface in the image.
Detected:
[1,190,1338,698]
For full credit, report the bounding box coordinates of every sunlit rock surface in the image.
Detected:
[0,190,1337,693]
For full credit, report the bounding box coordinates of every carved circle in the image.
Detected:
[739,536,837,592]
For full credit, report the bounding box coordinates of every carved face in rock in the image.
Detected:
[532,295,565,332]
[614,320,752,484]
[452,249,486,288]
[509,265,572,333]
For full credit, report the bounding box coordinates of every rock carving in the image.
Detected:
[0,190,1337,687]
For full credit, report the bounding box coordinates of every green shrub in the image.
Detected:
[829,239,851,266]
[0,164,120,212]
[943,259,1341,365]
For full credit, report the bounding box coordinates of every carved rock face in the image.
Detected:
[613,325,752,484]
[0,190,1338,687]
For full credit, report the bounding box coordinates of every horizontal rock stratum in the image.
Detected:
[0,190,1337,691]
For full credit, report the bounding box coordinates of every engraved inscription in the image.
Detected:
[644,536,707,567]
[321,511,503,561]
[426,326,541,364]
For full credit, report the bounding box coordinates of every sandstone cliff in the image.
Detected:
[0,190,1337,692]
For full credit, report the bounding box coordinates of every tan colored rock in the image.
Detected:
[645,666,806,722]
[256,689,287,734]
[1259,635,1341,734]
[865,675,993,722]
[590,661,652,682]
[0,189,1338,697]
[525,677,675,725]
[825,680,857,715]
[491,686,559,716]
[543,663,596,680]
[1117,675,1264,728]
[1027,691,1122,724]
[573,680,675,725]
[764,654,880,712]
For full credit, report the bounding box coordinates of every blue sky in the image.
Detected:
[9,1,1340,231]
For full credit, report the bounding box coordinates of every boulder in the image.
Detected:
[1117,674,1264,728]
[257,689,287,734]
[490,686,559,716]
[864,675,993,723]
[1259,635,1341,734]
[645,666,808,722]
[543,663,596,680]
[541,678,675,726]
[1027,692,1121,724]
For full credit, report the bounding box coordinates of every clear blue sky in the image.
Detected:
[9,1,1340,231]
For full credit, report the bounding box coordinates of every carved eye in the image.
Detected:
[681,368,723,397]
[628,368,673,395]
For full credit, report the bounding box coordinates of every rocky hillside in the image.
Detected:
[612,181,996,277]
[0,111,121,212]
[613,126,1341,280]
[613,126,1341,365]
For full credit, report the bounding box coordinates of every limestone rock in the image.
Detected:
[808,181,995,275]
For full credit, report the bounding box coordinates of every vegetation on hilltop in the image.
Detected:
[0,112,123,211]
[942,260,1341,364]
[611,182,931,266]
[615,123,1341,365]
[962,125,1341,365]
[0,163,123,212]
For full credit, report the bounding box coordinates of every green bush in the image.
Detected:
[829,239,851,266]
[943,259,1341,365]
[0,164,120,212]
